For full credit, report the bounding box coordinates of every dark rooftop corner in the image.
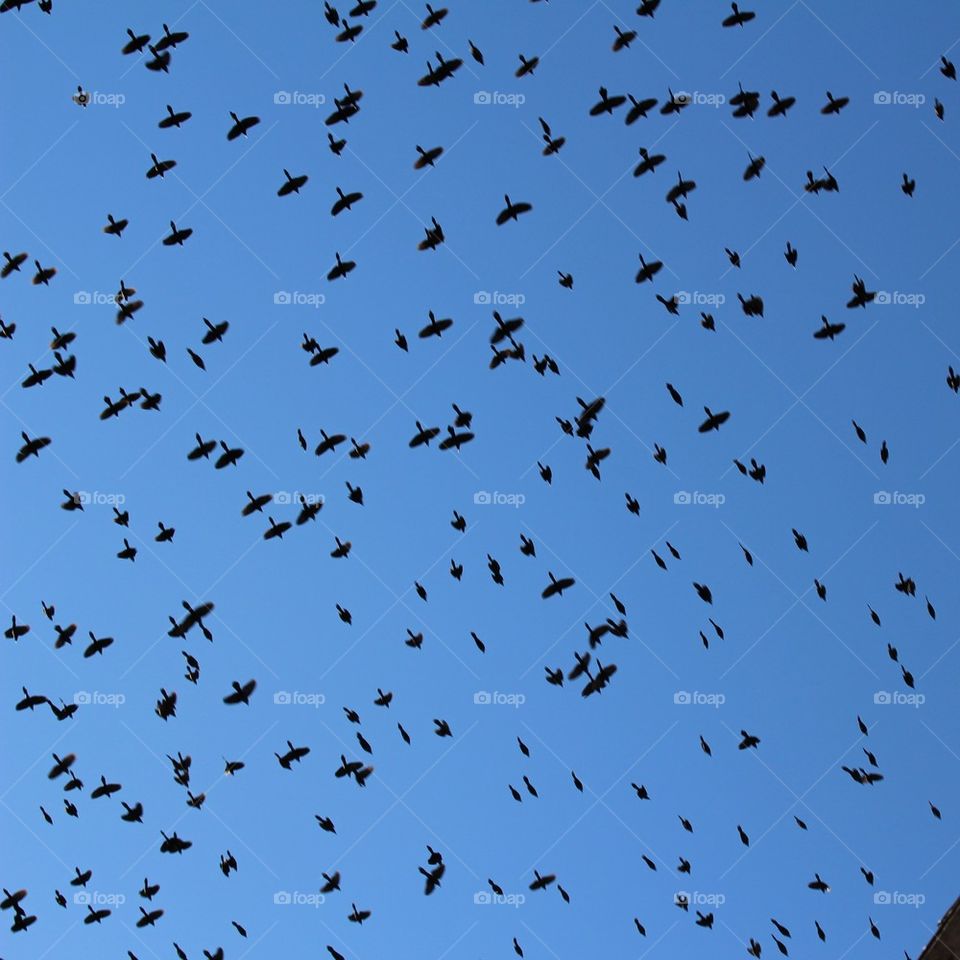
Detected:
[919,897,960,960]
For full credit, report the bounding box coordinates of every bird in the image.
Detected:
[227,111,260,140]
[821,90,850,114]
[542,572,575,598]
[331,186,363,214]
[414,144,444,169]
[496,195,533,225]
[154,22,189,50]
[722,3,756,27]
[348,903,371,923]
[163,221,193,246]
[278,169,309,196]
[529,870,556,890]
[814,315,846,340]
[590,86,627,116]
[769,90,797,116]
[1,250,27,277]
[31,259,56,284]
[515,53,539,77]
[539,116,565,154]
[743,153,765,180]
[143,43,172,71]
[661,88,690,115]
[698,407,731,433]
[612,25,637,50]
[103,213,129,237]
[421,3,447,28]
[222,679,257,704]
[159,104,192,128]
[146,153,176,179]
[808,872,830,892]
[847,275,876,308]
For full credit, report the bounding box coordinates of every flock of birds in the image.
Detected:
[2,1,957,958]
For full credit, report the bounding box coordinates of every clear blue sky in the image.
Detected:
[2,1,959,958]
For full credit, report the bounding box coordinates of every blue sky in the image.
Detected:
[2,1,959,958]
